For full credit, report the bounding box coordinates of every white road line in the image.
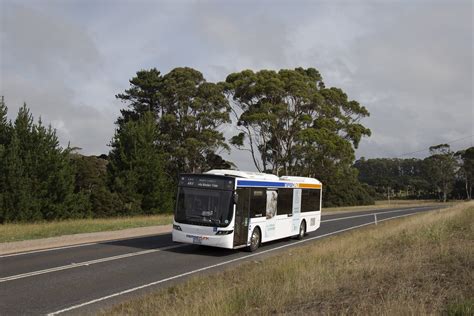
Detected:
[0,242,101,258]
[0,233,163,258]
[47,208,431,316]
[320,206,431,223]
[0,244,185,283]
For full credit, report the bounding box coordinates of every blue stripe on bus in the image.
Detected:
[236,180,294,188]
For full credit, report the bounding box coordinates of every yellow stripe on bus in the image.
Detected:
[297,183,322,189]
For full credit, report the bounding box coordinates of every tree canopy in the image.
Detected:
[224,68,371,176]
[224,67,372,206]
[355,144,472,201]
[0,103,88,222]
[108,111,173,215]
[116,67,232,175]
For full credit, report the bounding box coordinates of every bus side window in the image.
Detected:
[250,188,266,217]
[301,189,321,212]
[277,188,293,215]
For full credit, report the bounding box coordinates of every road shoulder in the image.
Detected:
[0,224,172,256]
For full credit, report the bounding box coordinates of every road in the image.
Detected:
[0,205,444,315]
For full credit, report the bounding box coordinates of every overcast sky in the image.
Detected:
[1,0,472,170]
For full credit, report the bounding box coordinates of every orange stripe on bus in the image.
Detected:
[297,183,322,189]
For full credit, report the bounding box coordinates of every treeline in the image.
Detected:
[2,66,378,222]
[354,144,474,201]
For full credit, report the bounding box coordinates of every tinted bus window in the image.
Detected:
[301,189,321,212]
[277,188,293,215]
[250,188,266,217]
[236,188,251,217]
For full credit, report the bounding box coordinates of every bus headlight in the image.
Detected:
[215,230,233,235]
[173,224,182,231]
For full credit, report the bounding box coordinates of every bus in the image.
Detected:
[172,169,322,251]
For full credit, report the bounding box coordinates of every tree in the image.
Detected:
[224,68,372,206]
[116,67,231,175]
[108,111,173,215]
[116,68,163,126]
[423,144,457,202]
[71,154,123,217]
[354,157,430,199]
[455,147,474,200]
[0,103,86,222]
[0,96,10,145]
[0,97,11,218]
[224,68,371,176]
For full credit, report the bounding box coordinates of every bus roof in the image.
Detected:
[205,169,321,185]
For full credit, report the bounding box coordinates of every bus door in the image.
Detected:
[234,188,250,247]
[264,189,278,239]
[291,189,302,234]
[275,188,293,237]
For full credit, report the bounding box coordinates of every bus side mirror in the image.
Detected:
[233,192,238,204]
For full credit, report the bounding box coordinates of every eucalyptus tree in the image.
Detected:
[424,144,457,202]
[455,147,474,200]
[224,67,371,177]
[224,67,372,206]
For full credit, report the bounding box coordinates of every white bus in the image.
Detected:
[172,169,322,251]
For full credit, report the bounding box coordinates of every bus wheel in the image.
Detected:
[248,227,261,252]
[297,220,306,240]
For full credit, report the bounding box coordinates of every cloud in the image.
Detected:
[1,0,472,168]
[346,1,473,157]
[1,3,120,154]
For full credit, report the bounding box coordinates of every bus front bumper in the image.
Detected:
[172,223,235,249]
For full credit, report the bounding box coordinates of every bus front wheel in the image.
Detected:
[297,220,306,240]
[248,227,261,252]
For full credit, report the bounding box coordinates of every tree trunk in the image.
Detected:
[443,183,447,202]
[465,178,470,200]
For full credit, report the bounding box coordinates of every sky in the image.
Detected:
[1,0,473,171]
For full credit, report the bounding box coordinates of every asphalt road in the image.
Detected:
[0,205,445,315]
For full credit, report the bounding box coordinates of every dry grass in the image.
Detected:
[0,214,173,243]
[103,201,474,316]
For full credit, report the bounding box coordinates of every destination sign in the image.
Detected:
[179,175,234,191]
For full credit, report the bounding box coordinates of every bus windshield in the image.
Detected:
[175,187,233,227]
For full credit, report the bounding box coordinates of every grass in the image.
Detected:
[103,201,474,315]
[0,214,173,243]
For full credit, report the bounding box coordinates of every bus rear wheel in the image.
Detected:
[297,220,306,240]
[248,227,261,252]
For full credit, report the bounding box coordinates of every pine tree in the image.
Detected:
[0,97,10,221]
[108,111,173,215]
[1,103,88,222]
